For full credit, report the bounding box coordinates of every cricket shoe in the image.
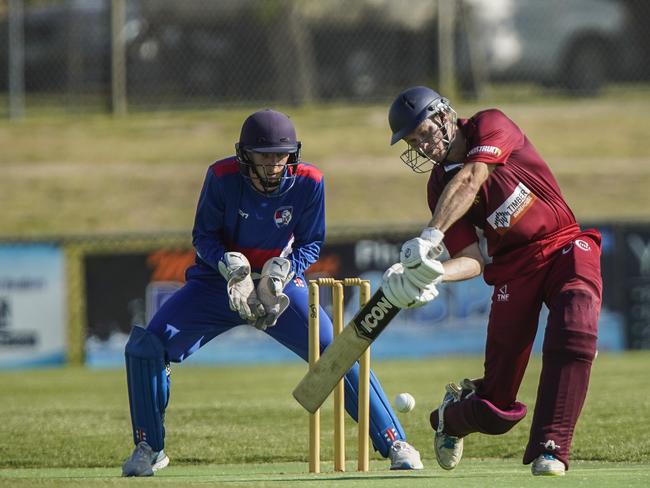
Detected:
[388,440,424,470]
[122,441,169,477]
[434,382,464,470]
[531,453,566,476]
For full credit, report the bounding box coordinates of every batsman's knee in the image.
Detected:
[545,288,599,360]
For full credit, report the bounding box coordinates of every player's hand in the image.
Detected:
[400,236,445,287]
[254,257,295,330]
[218,252,265,322]
[381,262,439,309]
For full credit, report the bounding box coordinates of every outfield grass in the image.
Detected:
[1,90,649,237]
[0,353,648,486]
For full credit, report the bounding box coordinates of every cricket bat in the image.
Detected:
[292,287,401,413]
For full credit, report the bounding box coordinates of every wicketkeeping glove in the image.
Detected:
[254,257,295,330]
[381,262,439,309]
[218,252,264,323]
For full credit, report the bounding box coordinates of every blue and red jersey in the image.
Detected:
[191,157,325,277]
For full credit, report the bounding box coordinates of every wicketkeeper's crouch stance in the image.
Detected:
[387,86,602,476]
[121,109,425,476]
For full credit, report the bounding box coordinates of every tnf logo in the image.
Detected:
[497,285,509,302]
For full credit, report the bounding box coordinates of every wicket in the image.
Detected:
[308,277,372,473]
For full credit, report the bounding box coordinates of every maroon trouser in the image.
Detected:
[431,232,602,469]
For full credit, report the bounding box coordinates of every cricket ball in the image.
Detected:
[394,392,416,413]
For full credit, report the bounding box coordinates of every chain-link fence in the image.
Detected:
[1,0,649,116]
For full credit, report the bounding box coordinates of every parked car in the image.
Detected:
[0,0,147,92]
[465,0,638,95]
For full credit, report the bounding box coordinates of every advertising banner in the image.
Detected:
[0,244,66,368]
[621,226,650,348]
[83,226,625,367]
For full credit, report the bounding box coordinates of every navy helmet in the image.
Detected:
[235,109,301,196]
[238,109,301,154]
[389,86,448,145]
[388,86,457,172]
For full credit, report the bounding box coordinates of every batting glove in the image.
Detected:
[400,236,445,287]
[382,262,439,309]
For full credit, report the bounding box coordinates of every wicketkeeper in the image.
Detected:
[121,109,425,476]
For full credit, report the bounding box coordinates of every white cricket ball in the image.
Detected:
[394,393,416,413]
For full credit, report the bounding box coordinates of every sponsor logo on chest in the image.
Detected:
[486,182,536,234]
[274,206,293,227]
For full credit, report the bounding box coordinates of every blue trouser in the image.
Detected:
[125,271,406,457]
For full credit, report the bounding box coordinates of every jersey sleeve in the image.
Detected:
[444,218,479,257]
[464,109,524,166]
[287,176,326,277]
[191,167,226,271]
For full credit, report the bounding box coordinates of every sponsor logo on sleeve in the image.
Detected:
[486,182,536,234]
[467,145,502,158]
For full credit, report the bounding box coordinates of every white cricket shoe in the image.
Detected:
[434,382,464,470]
[388,440,424,470]
[531,453,566,476]
[122,441,170,477]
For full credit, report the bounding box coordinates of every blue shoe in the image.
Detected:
[122,441,169,477]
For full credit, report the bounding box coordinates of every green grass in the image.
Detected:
[1,461,649,487]
[0,352,649,486]
[1,90,650,237]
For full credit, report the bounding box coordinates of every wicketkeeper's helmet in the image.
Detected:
[236,109,302,196]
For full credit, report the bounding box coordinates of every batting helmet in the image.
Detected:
[388,86,450,145]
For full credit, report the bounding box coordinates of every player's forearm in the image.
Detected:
[441,256,483,282]
[192,233,227,271]
[288,241,322,277]
[429,163,489,232]
[429,188,475,232]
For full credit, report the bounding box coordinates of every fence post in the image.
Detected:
[111,0,128,115]
[8,0,25,119]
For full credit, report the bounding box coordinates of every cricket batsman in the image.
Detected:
[387,86,602,476]
[121,109,425,476]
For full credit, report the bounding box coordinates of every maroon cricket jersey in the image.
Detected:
[427,109,585,284]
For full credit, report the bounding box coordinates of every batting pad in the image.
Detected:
[125,326,169,452]
[343,366,406,458]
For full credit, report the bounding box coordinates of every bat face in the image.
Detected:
[292,288,401,413]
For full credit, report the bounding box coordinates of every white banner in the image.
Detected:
[0,244,66,368]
